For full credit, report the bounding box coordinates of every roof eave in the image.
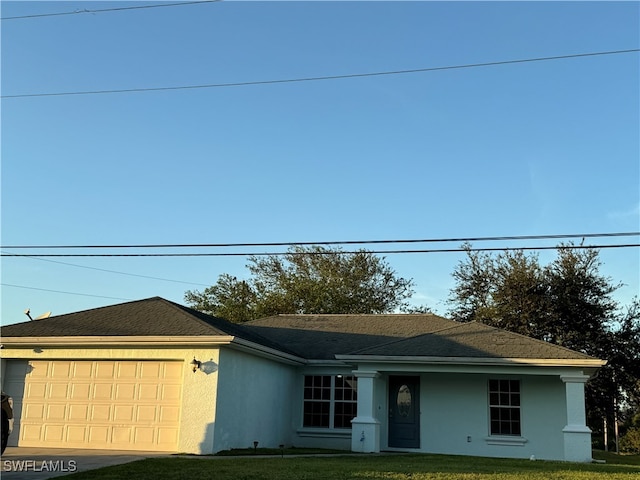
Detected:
[0,335,235,347]
[334,354,607,368]
[229,337,306,365]
[0,335,307,365]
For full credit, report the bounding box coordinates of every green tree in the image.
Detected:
[185,245,416,322]
[544,246,619,352]
[608,300,640,442]
[448,245,549,336]
[447,243,640,441]
[185,273,258,321]
[448,243,497,324]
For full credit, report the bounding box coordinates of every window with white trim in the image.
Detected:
[488,379,521,436]
[303,375,357,429]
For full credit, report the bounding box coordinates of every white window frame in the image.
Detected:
[488,379,522,437]
[302,375,357,430]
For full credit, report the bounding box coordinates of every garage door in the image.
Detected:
[14,360,183,451]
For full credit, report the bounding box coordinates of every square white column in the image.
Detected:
[561,374,592,462]
[350,370,380,453]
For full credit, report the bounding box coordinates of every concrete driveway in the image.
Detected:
[1,447,172,480]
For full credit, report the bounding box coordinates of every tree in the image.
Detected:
[448,243,497,324]
[447,243,640,443]
[184,273,258,322]
[448,244,549,336]
[185,245,416,322]
[544,246,619,352]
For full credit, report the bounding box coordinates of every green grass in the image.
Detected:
[58,452,640,480]
[213,447,351,456]
[592,449,640,465]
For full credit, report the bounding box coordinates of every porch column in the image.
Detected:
[561,374,592,462]
[350,370,380,453]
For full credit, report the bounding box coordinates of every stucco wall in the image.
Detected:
[415,373,567,460]
[213,347,296,453]
[1,344,588,460]
[0,345,221,454]
[290,367,355,451]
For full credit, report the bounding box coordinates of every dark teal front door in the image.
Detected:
[388,376,420,448]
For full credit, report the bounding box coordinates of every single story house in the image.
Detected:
[0,297,604,462]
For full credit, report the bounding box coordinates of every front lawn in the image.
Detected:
[593,449,640,465]
[60,452,640,480]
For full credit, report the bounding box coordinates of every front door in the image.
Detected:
[388,376,420,448]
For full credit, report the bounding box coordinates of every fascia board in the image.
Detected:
[229,337,306,365]
[334,354,607,368]
[0,335,234,347]
[305,359,353,367]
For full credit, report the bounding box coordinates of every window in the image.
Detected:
[488,379,521,436]
[334,375,358,428]
[303,375,357,429]
[303,375,331,428]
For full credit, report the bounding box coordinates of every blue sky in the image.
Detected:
[1,1,639,325]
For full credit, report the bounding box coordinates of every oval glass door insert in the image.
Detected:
[397,384,411,417]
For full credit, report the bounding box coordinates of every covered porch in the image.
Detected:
[346,362,598,462]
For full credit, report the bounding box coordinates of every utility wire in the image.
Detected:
[2,244,638,258]
[3,242,637,305]
[1,251,210,287]
[3,235,636,290]
[1,283,133,301]
[2,49,638,99]
[0,1,220,21]
[2,232,638,250]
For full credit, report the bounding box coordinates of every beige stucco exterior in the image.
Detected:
[0,337,225,454]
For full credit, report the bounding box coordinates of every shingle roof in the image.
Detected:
[0,297,275,350]
[1,298,599,363]
[345,321,596,360]
[245,314,455,336]
[243,314,463,360]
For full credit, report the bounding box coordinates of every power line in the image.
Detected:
[0,1,220,21]
[2,232,638,250]
[3,242,637,306]
[2,49,638,99]
[1,283,133,301]
[1,252,210,287]
[4,236,636,290]
[2,243,638,258]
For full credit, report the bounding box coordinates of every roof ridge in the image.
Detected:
[420,321,471,335]
[0,296,240,338]
[16,297,163,324]
[245,312,450,327]
[169,300,302,355]
[274,313,445,317]
[159,298,251,336]
[68,296,240,336]
[345,327,447,355]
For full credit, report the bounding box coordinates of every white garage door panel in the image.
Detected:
[18,360,183,451]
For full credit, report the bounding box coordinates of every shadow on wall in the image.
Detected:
[192,360,218,454]
[2,360,30,447]
[199,422,216,455]
[199,360,218,375]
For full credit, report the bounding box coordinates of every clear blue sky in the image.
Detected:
[1,1,639,325]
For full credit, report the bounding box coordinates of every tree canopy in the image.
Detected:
[185,245,419,322]
[447,243,640,447]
